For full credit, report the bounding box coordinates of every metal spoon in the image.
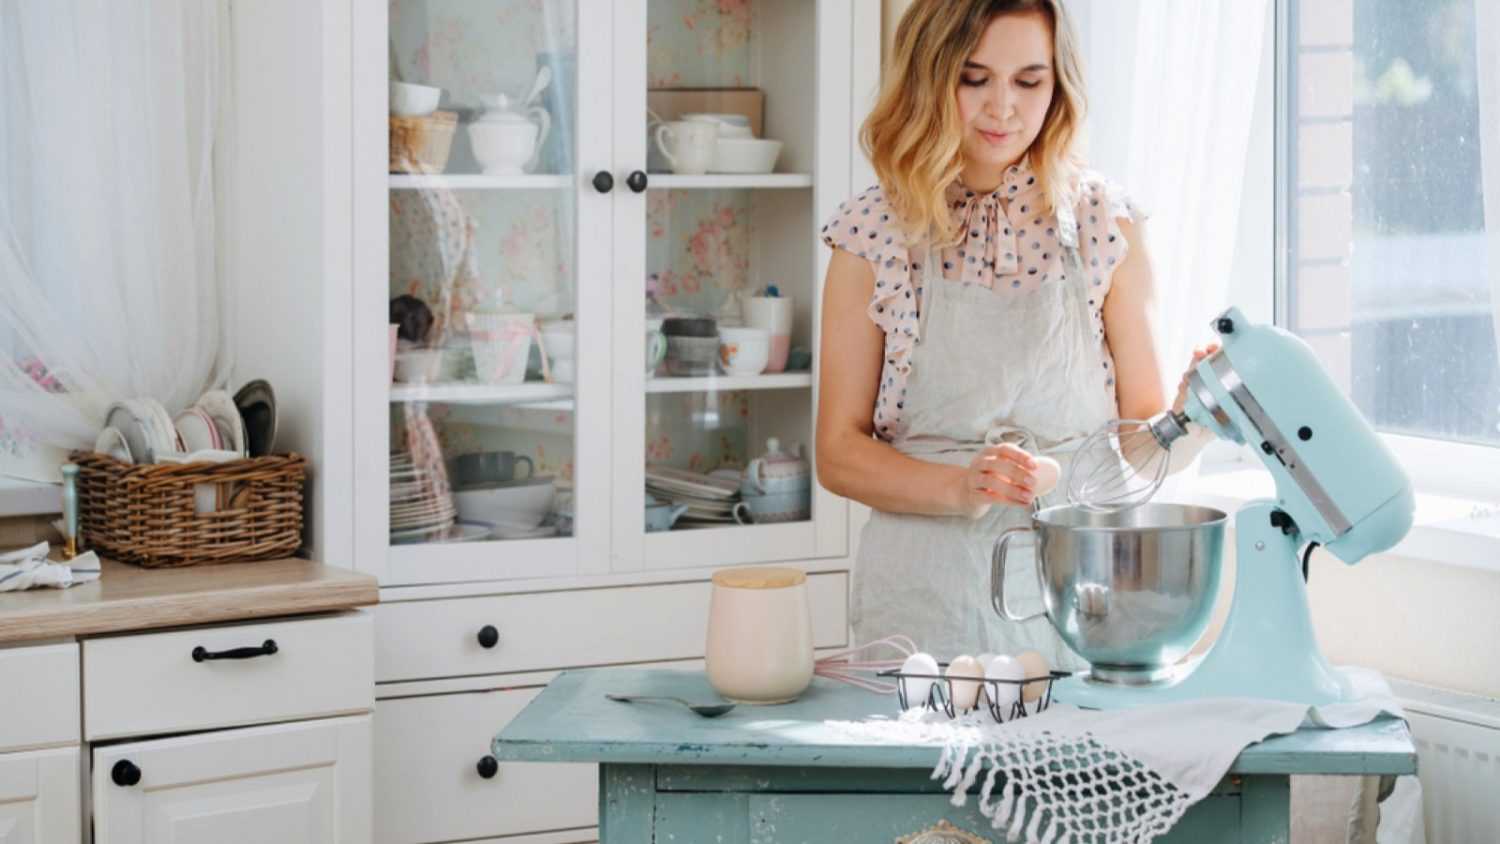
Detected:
[606,693,736,718]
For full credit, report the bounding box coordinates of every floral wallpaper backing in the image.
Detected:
[389,0,762,494]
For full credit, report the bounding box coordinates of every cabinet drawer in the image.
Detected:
[0,641,79,752]
[374,688,595,843]
[92,715,371,844]
[375,572,848,683]
[84,611,373,741]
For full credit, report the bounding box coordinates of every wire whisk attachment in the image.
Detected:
[1066,411,1192,512]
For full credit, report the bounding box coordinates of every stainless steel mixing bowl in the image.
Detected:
[992,503,1228,684]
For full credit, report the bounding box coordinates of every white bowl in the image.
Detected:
[712,138,782,174]
[718,326,771,376]
[540,321,575,361]
[394,349,444,383]
[683,112,753,139]
[453,479,556,531]
[390,81,441,117]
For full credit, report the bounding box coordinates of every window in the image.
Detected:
[1282,0,1499,449]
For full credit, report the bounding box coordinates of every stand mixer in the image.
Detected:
[994,307,1415,709]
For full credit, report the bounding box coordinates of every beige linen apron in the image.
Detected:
[851,215,1118,667]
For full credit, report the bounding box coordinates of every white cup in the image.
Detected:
[718,326,771,376]
[746,296,794,373]
[654,120,718,175]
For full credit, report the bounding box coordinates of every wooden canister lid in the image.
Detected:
[711,566,807,589]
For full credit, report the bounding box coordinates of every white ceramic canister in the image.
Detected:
[704,566,813,704]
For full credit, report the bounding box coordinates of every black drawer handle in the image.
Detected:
[592,171,614,193]
[626,170,648,192]
[192,639,278,662]
[477,755,499,779]
[112,759,141,787]
[477,625,500,649]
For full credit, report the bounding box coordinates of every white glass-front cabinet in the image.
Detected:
[354,0,859,585]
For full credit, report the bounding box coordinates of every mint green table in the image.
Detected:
[493,668,1416,843]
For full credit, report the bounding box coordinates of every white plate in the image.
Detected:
[194,389,247,457]
[94,426,134,464]
[173,408,218,452]
[492,522,558,540]
[104,402,153,465]
[644,466,739,499]
[390,519,456,541]
[393,520,491,545]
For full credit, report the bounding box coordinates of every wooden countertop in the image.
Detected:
[0,556,378,644]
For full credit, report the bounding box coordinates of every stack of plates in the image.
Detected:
[646,464,741,523]
[390,452,458,541]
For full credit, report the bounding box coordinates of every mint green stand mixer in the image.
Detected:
[999,307,1416,709]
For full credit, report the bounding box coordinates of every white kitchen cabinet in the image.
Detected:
[374,687,594,843]
[91,715,371,844]
[230,1,878,842]
[347,0,871,587]
[0,747,81,844]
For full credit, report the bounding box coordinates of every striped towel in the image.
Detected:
[0,542,101,591]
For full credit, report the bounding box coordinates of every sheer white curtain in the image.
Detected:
[0,1,228,482]
[1072,0,1270,485]
[1478,1,1500,366]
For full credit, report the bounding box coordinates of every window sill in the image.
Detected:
[1172,464,1500,575]
[0,476,60,518]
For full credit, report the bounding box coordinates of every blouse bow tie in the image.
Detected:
[944,164,1051,287]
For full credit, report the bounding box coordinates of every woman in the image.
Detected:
[816,0,1215,664]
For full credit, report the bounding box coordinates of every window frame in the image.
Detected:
[1271,0,1500,502]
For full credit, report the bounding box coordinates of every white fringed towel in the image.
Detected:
[0,542,101,591]
[827,667,1404,843]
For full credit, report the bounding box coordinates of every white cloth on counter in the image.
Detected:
[0,542,101,591]
[827,666,1404,844]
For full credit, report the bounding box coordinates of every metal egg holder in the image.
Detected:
[878,664,1071,723]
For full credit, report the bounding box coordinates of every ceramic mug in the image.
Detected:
[746,296,794,372]
[654,120,718,175]
[718,327,771,376]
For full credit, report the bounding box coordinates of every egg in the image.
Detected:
[1015,650,1051,703]
[984,654,1025,712]
[945,655,986,712]
[899,652,940,710]
[1032,456,1062,496]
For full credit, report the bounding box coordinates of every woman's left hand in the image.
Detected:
[1171,343,1221,414]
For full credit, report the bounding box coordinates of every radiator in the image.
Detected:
[1395,679,1500,842]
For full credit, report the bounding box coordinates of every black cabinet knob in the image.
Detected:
[626,170,649,193]
[112,759,141,787]
[477,755,499,779]
[592,171,614,193]
[477,625,500,649]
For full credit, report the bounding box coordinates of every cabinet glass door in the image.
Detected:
[366,0,610,582]
[612,0,847,569]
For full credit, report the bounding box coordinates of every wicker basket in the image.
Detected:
[390,110,457,174]
[69,451,306,568]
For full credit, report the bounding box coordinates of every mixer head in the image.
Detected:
[1178,307,1414,562]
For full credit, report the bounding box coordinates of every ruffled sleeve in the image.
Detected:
[820,185,921,441]
[1074,171,1147,300]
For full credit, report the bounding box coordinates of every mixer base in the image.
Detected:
[1053,500,1355,710]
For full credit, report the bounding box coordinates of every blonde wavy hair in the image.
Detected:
[863,0,1087,245]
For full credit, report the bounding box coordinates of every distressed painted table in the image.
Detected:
[493,668,1417,843]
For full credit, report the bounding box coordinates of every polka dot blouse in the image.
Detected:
[820,162,1145,442]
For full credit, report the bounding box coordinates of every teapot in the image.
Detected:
[468,93,551,176]
[741,437,811,497]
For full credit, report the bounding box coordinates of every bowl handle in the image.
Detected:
[991,525,1045,622]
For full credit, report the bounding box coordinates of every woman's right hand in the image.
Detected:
[959,443,1039,518]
